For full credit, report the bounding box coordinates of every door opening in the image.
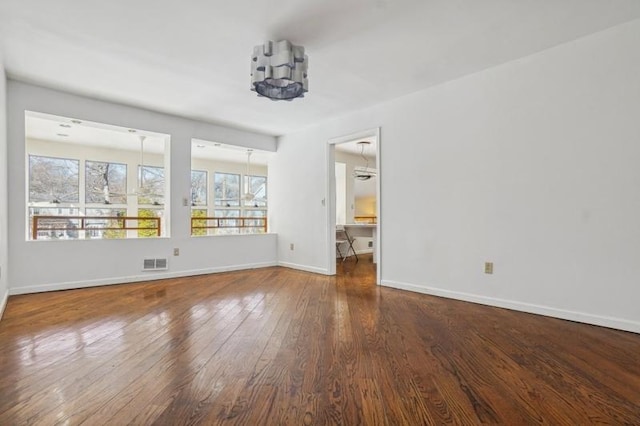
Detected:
[326,128,381,283]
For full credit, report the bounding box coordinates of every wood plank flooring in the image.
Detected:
[1,254,639,424]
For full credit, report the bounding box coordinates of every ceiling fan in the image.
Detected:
[125,134,164,204]
[243,149,255,202]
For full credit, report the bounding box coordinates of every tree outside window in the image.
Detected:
[213,209,240,235]
[29,207,80,240]
[85,208,127,239]
[214,172,240,207]
[191,208,208,236]
[191,170,207,206]
[85,161,127,204]
[29,155,79,203]
[137,208,163,238]
[138,165,164,205]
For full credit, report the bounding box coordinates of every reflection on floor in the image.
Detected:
[1,258,639,424]
[336,252,375,282]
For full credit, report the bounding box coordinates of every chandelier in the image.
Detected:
[251,40,308,101]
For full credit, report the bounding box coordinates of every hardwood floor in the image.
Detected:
[1,254,639,424]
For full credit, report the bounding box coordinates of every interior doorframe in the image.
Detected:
[326,127,381,284]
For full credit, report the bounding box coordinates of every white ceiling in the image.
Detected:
[26,111,272,165]
[335,137,376,158]
[3,1,640,136]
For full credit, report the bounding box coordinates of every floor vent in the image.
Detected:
[143,258,168,271]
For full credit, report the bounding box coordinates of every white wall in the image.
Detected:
[270,19,640,333]
[0,54,8,317]
[8,81,277,294]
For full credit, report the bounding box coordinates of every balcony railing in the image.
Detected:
[191,216,267,235]
[31,215,161,240]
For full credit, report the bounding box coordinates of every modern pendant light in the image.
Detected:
[353,141,376,180]
[251,40,308,101]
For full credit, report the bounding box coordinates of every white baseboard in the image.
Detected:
[0,289,8,320]
[9,261,278,295]
[277,261,330,275]
[355,249,373,255]
[381,279,640,334]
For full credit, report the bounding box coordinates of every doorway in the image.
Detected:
[326,128,381,284]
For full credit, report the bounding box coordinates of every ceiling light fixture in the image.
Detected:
[59,124,72,128]
[353,141,376,181]
[56,133,69,137]
[243,149,255,201]
[251,40,308,101]
[71,120,82,124]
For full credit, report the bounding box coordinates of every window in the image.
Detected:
[190,208,208,236]
[190,139,270,236]
[85,208,127,239]
[191,170,207,206]
[29,155,79,203]
[243,209,267,234]
[85,160,127,204]
[138,165,164,205]
[243,175,267,207]
[30,207,80,240]
[26,111,170,240]
[214,172,240,207]
[137,208,163,238]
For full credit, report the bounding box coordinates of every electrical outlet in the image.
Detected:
[173,248,180,256]
[484,262,493,274]
[182,198,189,207]
[290,243,294,251]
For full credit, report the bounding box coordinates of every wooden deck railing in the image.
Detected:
[31,215,161,240]
[191,216,267,235]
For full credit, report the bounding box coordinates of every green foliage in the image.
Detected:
[138,209,161,238]
[191,209,208,236]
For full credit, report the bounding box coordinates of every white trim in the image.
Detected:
[0,290,8,320]
[8,261,278,295]
[277,261,330,275]
[381,279,640,334]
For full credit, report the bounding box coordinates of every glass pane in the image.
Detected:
[214,209,240,218]
[137,208,163,238]
[244,209,267,218]
[243,209,267,234]
[29,207,80,240]
[191,170,207,206]
[243,175,267,207]
[138,165,164,205]
[29,155,79,203]
[191,208,208,236]
[213,209,240,235]
[84,208,127,239]
[85,161,127,204]
[214,173,240,207]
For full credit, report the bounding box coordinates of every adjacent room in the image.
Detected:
[1,1,639,424]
